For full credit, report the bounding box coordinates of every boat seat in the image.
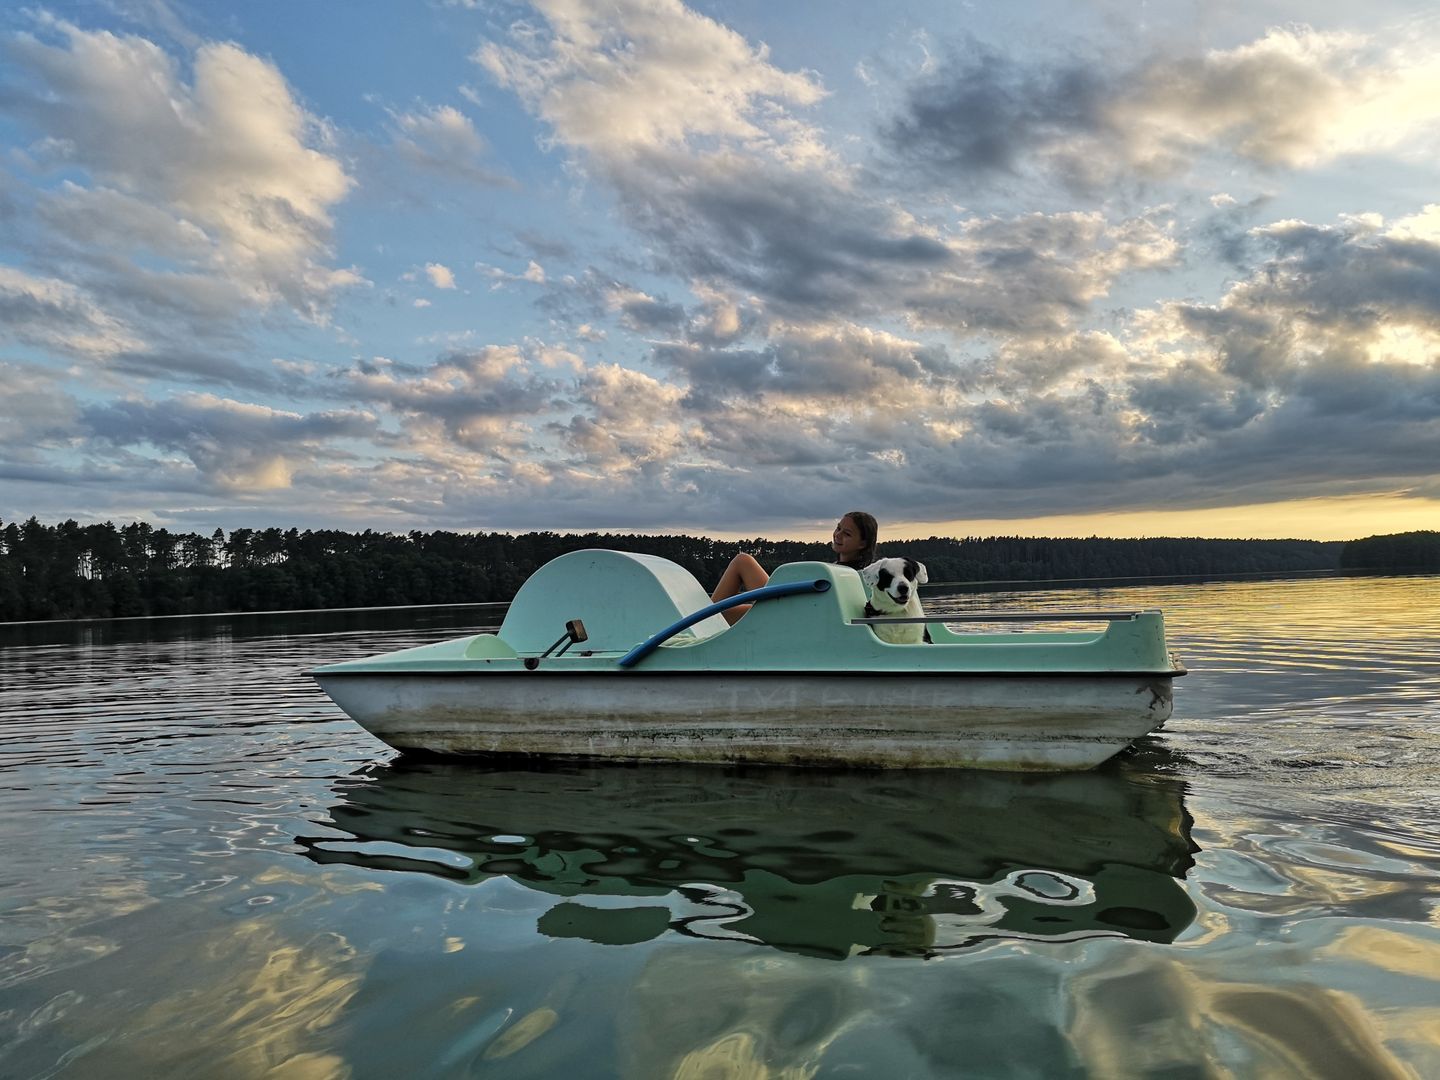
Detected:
[499,549,728,655]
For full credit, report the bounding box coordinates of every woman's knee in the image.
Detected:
[737,553,767,585]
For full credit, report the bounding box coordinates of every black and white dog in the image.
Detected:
[861,558,930,644]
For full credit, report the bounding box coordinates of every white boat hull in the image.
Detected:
[316,671,1174,771]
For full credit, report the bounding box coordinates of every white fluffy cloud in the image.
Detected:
[477,0,826,160]
[1121,28,1440,171]
[425,263,457,289]
[2,18,360,341]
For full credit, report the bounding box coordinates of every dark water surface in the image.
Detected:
[2,576,1438,1078]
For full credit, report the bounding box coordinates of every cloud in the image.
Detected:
[552,363,690,474]
[1150,210,1440,388]
[388,103,512,186]
[599,208,1440,523]
[0,17,361,360]
[0,264,144,358]
[5,6,1437,535]
[480,5,1178,337]
[989,331,1131,394]
[425,262,457,289]
[683,284,751,346]
[477,259,547,288]
[0,361,81,451]
[81,393,376,492]
[885,27,1440,189]
[884,45,1110,180]
[657,321,965,408]
[336,346,565,456]
[477,0,827,160]
[605,284,685,334]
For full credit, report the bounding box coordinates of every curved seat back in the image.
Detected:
[499,549,726,655]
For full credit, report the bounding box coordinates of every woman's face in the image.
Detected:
[831,516,863,561]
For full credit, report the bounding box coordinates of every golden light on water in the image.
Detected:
[686,495,1439,544]
[879,494,1440,543]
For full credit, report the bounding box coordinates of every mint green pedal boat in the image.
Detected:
[311,549,1186,771]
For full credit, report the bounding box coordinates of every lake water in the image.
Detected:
[2,574,1438,1078]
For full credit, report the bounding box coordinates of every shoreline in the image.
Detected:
[5,565,1435,628]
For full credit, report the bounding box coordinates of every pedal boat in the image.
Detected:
[310,549,1187,771]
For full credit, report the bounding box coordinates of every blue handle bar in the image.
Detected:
[617,578,831,669]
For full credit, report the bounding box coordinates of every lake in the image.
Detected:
[2,574,1438,1078]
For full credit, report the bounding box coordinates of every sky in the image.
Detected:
[2,0,1439,542]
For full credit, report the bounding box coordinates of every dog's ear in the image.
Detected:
[914,560,929,585]
[860,561,881,585]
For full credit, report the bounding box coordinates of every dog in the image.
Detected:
[860,558,930,644]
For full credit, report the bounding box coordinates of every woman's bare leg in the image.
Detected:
[711,553,768,625]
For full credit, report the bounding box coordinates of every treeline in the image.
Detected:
[1339,530,1440,571]
[0,516,1365,622]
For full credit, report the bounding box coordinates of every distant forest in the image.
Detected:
[0,517,1433,622]
[1339,530,1440,571]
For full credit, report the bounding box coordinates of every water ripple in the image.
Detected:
[1,576,1439,1078]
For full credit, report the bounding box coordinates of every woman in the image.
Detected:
[709,511,878,625]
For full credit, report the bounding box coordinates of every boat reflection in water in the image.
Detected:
[299,746,1198,960]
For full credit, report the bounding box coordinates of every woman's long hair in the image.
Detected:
[840,510,878,568]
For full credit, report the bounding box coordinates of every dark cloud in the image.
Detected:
[0,361,80,452]
[1127,360,1269,443]
[656,325,963,409]
[531,269,684,338]
[1245,221,1440,330]
[614,291,686,334]
[600,151,1174,337]
[338,348,562,424]
[880,28,1439,191]
[1194,195,1274,269]
[1158,216,1440,388]
[617,149,953,315]
[884,46,1110,179]
[654,344,771,408]
[108,347,280,389]
[80,393,376,492]
[82,395,373,447]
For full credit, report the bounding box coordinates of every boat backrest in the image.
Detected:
[499,549,728,655]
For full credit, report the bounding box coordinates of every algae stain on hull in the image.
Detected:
[364,702,1170,770]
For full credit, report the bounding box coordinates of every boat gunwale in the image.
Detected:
[310,666,1187,679]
